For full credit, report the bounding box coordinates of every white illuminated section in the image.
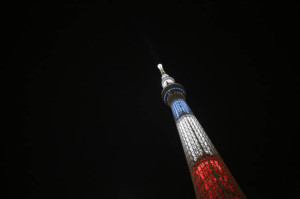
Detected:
[176,114,215,163]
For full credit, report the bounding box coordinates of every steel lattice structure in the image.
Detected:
[157,64,246,199]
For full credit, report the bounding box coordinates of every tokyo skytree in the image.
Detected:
[157,64,246,199]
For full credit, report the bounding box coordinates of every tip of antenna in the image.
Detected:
[157,63,166,75]
[157,63,163,70]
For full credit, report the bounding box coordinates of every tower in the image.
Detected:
[157,64,246,199]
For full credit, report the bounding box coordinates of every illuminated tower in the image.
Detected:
[157,64,246,199]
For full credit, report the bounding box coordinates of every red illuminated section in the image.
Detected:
[192,155,245,199]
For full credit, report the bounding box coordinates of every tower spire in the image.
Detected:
[157,64,175,88]
[157,63,166,75]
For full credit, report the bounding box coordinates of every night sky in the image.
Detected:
[2,2,300,199]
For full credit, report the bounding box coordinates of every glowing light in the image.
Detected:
[157,63,163,70]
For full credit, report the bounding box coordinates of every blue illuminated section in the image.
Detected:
[171,99,192,119]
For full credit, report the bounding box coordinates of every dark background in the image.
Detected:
[1,1,300,199]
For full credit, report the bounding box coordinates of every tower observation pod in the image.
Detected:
[157,64,246,199]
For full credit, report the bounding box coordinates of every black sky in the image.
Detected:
[1,2,300,199]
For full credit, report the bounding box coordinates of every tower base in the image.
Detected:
[192,155,245,199]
